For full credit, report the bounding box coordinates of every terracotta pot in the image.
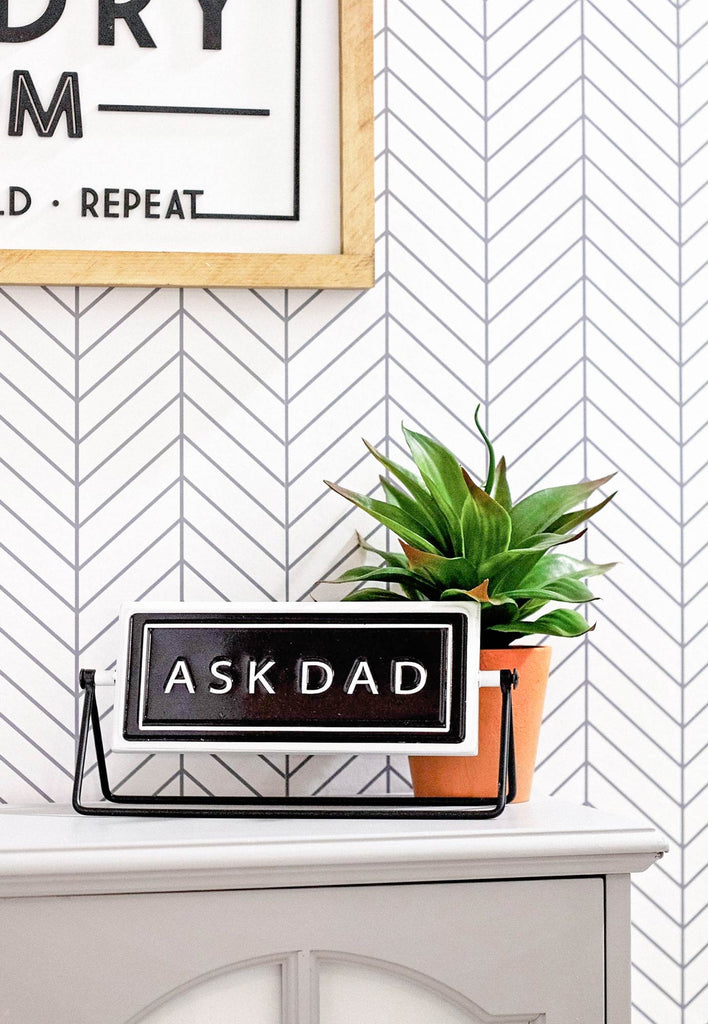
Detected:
[409,646,551,802]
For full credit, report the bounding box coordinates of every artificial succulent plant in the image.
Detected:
[325,410,615,648]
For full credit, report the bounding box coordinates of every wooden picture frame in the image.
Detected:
[0,0,374,290]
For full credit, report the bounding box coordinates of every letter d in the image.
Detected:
[9,187,31,216]
[0,1,66,42]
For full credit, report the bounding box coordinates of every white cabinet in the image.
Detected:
[0,800,666,1024]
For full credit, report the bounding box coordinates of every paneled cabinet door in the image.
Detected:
[0,877,605,1024]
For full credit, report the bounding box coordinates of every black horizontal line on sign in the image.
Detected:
[98,104,270,116]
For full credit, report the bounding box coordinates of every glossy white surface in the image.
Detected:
[0,799,667,897]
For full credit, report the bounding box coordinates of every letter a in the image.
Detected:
[164,659,196,694]
[344,659,379,695]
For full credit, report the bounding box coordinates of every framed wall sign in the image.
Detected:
[111,602,480,755]
[0,0,373,288]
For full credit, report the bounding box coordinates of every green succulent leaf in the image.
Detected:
[441,583,516,607]
[507,575,597,603]
[479,547,548,596]
[547,491,617,534]
[492,456,512,513]
[379,476,448,551]
[473,404,496,493]
[325,564,438,595]
[460,472,512,568]
[355,532,408,569]
[363,440,451,545]
[401,425,468,546]
[516,528,586,551]
[510,474,616,546]
[324,481,439,553]
[489,609,595,638]
[342,588,411,602]
[519,554,613,590]
[401,543,476,592]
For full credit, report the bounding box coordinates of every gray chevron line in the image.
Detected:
[632,965,682,1010]
[289,485,384,571]
[686,737,708,769]
[80,353,180,443]
[258,755,286,778]
[78,438,178,529]
[488,0,538,40]
[390,315,485,392]
[184,395,284,483]
[79,480,177,569]
[511,437,583,497]
[437,0,481,36]
[686,982,708,1010]
[586,117,679,204]
[625,0,676,43]
[290,447,377,524]
[587,359,680,440]
[589,764,680,843]
[78,397,179,487]
[632,921,683,968]
[185,483,285,569]
[587,1,678,86]
[0,712,72,778]
[686,776,708,808]
[540,680,585,722]
[289,368,385,445]
[387,28,484,118]
[681,292,708,325]
[683,18,708,49]
[78,287,113,318]
[491,278,582,359]
[186,523,277,601]
[0,374,73,438]
[589,645,683,726]
[492,243,583,325]
[586,38,680,125]
[490,37,581,120]
[586,157,678,242]
[586,318,679,403]
[592,514,680,576]
[630,1002,657,1024]
[588,78,679,164]
[492,157,583,245]
[184,352,284,442]
[489,0,580,80]
[203,289,284,361]
[0,289,72,354]
[685,938,708,971]
[681,55,708,88]
[287,289,323,321]
[80,314,179,400]
[0,667,72,736]
[685,417,708,445]
[310,756,357,795]
[78,521,179,613]
[249,289,285,321]
[0,625,71,691]
[184,309,284,402]
[632,877,682,928]
[550,764,584,796]
[210,756,262,797]
[0,752,53,801]
[491,120,582,202]
[78,613,120,657]
[395,0,484,78]
[490,199,582,281]
[386,70,484,158]
[41,287,74,316]
[536,723,584,769]
[587,282,678,363]
[389,272,485,342]
[390,192,485,275]
[390,152,485,233]
[392,365,490,436]
[0,583,73,652]
[390,232,486,313]
[110,754,157,792]
[587,198,680,283]
[684,374,706,404]
[0,414,73,484]
[289,315,388,402]
[489,79,582,161]
[588,240,680,324]
[388,110,485,201]
[686,617,708,646]
[686,577,707,607]
[78,288,162,360]
[184,438,284,527]
[0,541,73,609]
[492,320,583,401]
[0,329,74,400]
[588,683,683,764]
[0,497,73,566]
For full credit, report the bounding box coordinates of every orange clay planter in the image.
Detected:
[409,646,552,803]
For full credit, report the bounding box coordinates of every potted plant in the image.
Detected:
[324,409,615,801]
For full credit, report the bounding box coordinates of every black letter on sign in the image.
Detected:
[9,187,31,216]
[8,71,83,138]
[198,0,229,50]
[99,0,156,48]
[0,0,66,42]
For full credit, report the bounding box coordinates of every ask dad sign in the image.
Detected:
[113,603,480,755]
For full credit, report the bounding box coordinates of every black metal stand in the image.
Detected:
[72,669,517,819]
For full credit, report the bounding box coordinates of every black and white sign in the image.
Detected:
[113,602,480,754]
[0,0,341,256]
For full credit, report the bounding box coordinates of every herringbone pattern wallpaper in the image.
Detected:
[0,1,705,1020]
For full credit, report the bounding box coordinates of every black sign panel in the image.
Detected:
[118,606,474,750]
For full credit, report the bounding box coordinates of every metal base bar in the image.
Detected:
[72,670,517,819]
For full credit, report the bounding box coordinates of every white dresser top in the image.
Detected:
[0,799,667,897]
